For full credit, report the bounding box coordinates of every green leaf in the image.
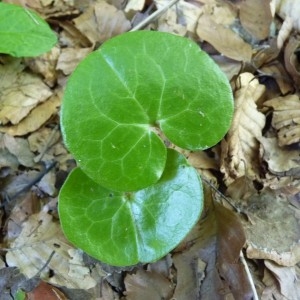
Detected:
[61,31,233,191]
[0,3,57,57]
[58,149,203,266]
[14,290,26,300]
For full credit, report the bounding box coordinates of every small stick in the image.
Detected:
[35,125,59,163]
[201,176,241,213]
[130,0,180,32]
[240,250,259,300]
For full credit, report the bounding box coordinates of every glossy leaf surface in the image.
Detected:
[61,31,233,191]
[0,3,57,57]
[58,149,203,266]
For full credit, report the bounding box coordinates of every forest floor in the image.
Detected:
[1,0,300,299]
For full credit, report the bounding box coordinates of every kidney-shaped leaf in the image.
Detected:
[0,3,57,57]
[58,149,203,266]
[61,31,233,191]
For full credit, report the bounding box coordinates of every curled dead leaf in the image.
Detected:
[221,73,266,185]
[284,36,300,87]
[264,94,300,146]
[259,137,300,177]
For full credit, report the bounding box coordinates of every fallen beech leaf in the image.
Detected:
[264,260,300,299]
[264,94,300,146]
[125,0,145,13]
[221,73,266,185]
[197,14,252,62]
[56,47,92,75]
[25,46,61,87]
[174,186,252,299]
[74,1,131,46]
[28,127,60,154]
[240,0,272,40]
[284,36,300,87]
[157,9,187,36]
[259,137,300,176]
[155,0,203,33]
[0,59,52,125]
[211,54,242,81]
[243,190,300,266]
[259,61,293,95]
[261,266,287,299]
[172,252,204,299]
[124,269,174,300]
[27,281,67,300]
[0,92,61,136]
[6,211,97,289]
[3,134,34,167]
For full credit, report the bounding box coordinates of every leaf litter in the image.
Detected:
[1,0,300,298]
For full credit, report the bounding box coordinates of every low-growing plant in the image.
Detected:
[59,31,234,266]
[0,3,57,57]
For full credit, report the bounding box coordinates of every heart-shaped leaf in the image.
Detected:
[61,31,233,191]
[0,3,57,57]
[58,149,203,266]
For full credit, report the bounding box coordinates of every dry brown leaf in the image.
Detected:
[25,46,61,87]
[172,253,204,300]
[28,127,61,154]
[196,14,252,62]
[37,169,56,196]
[174,186,252,299]
[0,91,61,136]
[27,281,67,300]
[239,0,272,40]
[157,9,187,36]
[221,73,266,185]
[155,0,203,34]
[125,0,145,13]
[147,255,172,278]
[6,192,40,242]
[242,189,300,266]
[74,0,131,46]
[58,20,92,48]
[264,94,300,146]
[259,61,293,95]
[124,269,174,300]
[56,47,92,75]
[284,36,300,87]
[261,266,289,299]
[2,134,35,167]
[264,260,300,299]
[6,0,79,18]
[0,59,52,125]
[251,41,280,69]
[6,211,98,289]
[211,55,242,81]
[259,136,300,176]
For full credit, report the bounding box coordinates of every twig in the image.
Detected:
[201,176,241,213]
[130,0,180,32]
[0,161,57,208]
[35,125,59,162]
[240,250,259,300]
